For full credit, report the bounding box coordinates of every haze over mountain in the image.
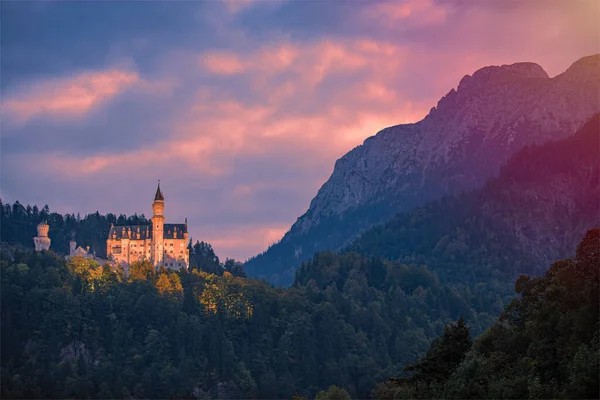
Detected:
[245,54,600,285]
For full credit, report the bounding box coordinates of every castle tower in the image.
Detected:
[69,239,77,256]
[151,181,165,266]
[34,221,51,251]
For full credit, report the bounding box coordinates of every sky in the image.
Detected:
[1,0,599,261]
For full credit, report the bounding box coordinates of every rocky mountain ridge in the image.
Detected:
[245,54,600,286]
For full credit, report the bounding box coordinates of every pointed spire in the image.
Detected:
[154,180,164,201]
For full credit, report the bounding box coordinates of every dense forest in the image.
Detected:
[374,229,599,400]
[2,228,597,399]
[1,245,491,398]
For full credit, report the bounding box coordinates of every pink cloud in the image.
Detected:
[28,38,427,186]
[363,0,449,28]
[201,51,246,75]
[200,39,407,89]
[220,0,258,14]
[3,69,139,124]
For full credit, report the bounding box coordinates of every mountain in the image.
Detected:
[245,54,600,286]
[348,114,600,284]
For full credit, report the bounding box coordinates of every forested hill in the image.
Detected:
[1,246,505,398]
[0,204,149,258]
[375,228,599,399]
[348,114,600,284]
[0,203,244,275]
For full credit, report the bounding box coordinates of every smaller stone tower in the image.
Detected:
[69,239,77,256]
[34,221,51,251]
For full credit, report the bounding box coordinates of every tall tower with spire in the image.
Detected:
[151,181,165,266]
[106,181,189,270]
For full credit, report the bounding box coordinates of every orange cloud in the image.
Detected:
[3,69,139,124]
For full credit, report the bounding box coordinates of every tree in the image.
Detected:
[223,258,247,278]
[404,316,472,384]
[315,385,351,400]
[129,260,156,282]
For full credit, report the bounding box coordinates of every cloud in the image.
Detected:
[2,0,598,262]
[201,51,246,75]
[1,36,438,261]
[221,0,259,14]
[364,0,449,28]
[3,69,139,124]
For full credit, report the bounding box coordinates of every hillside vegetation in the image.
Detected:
[375,228,599,400]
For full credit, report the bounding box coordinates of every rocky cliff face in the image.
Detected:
[245,54,600,286]
[348,114,600,283]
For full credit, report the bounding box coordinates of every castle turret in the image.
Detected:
[69,239,77,255]
[151,181,165,266]
[34,221,51,251]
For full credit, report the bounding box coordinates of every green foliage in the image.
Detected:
[0,240,494,399]
[155,270,183,298]
[315,385,351,400]
[376,228,600,400]
[404,317,471,384]
[129,260,157,282]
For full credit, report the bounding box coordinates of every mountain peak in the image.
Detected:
[245,55,600,287]
[563,54,600,76]
[458,62,549,92]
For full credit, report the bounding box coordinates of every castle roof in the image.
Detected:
[154,182,164,201]
[164,224,187,239]
[109,225,152,240]
[108,223,187,240]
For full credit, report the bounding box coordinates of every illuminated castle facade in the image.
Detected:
[106,183,190,270]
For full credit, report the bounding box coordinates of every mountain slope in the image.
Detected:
[246,55,600,286]
[348,114,600,283]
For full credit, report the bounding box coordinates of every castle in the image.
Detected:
[32,183,190,271]
[106,183,190,270]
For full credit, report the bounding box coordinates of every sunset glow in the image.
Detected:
[1,0,598,260]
